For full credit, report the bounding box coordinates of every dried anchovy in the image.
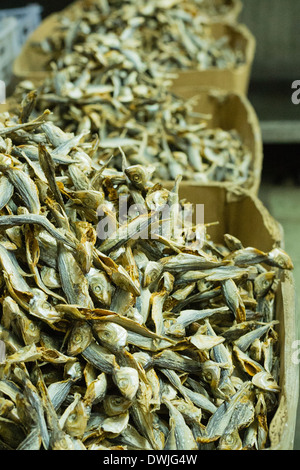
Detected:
[184,0,238,19]
[0,101,293,451]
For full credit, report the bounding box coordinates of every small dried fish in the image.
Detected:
[0,93,293,451]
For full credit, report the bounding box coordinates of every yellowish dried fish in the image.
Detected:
[59,393,89,439]
[86,268,114,306]
[0,214,77,249]
[112,367,139,401]
[58,243,94,308]
[202,382,255,442]
[252,371,280,393]
[67,321,93,356]
[0,175,14,211]
[255,393,269,449]
[163,398,198,450]
[221,278,246,323]
[218,430,243,450]
[103,395,132,417]
[2,297,40,346]
[0,100,293,450]
[93,321,128,351]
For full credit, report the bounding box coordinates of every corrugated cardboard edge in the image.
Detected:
[170,21,256,95]
[160,87,263,196]
[220,0,243,23]
[269,271,299,450]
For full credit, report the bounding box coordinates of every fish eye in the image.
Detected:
[42,302,51,310]
[94,285,102,293]
[59,437,69,449]
[113,397,123,405]
[204,371,213,382]
[67,413,77,423]
[74,334,82,344]
[29,322,37,331]
[84,196,93,205]
[225,434,234,444]
[119,378,128,388]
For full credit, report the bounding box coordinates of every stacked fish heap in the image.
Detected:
[0,101,294,450]
[14,0,252,186]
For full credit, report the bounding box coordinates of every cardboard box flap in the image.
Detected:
[173,183,282,250]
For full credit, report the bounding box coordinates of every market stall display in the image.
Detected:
[0,0,298,452]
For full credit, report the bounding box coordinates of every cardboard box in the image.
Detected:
[170,22,256,96]
[163,88,263,196]
[13,13,255,97]
[170,182,298,450]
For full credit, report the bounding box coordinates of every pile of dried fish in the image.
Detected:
[36,0,245,73]
[12,0,250,186]
[15,28,252,186]
[0,102,294,450]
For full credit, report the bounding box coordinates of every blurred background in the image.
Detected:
[1,0,300,450]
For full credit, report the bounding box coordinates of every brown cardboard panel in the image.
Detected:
[167,182,282,250]
[170,22,256,95]
[270,270,299,450]
[0,96,20,114]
